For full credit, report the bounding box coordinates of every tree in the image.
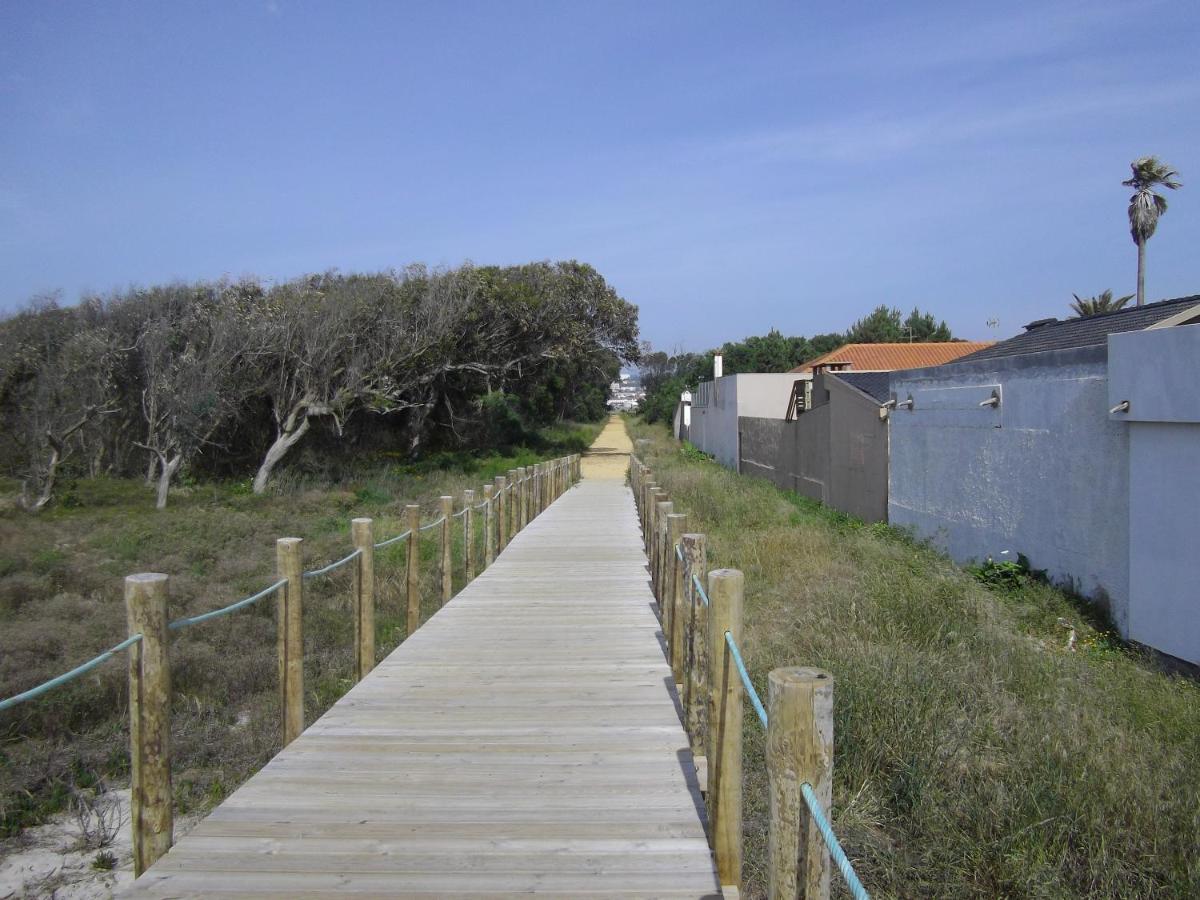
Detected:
[1070,289,1134,318]
[845,305,953,343]
[1124,156,1182,306]
[133,282,260,508]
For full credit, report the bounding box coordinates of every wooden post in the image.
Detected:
[506,469,519,540]
[654,498,673,609]
[351,518,375,681]
[707,568,744,889]
[641,477,655,541]
[463,489,476,582]
[535,463,544,514]
[405,504,420,634]
[125,572,172,876]
[276,537,304,746]
[494,476,507,552]
[767,667,835,900]
[483,484,495,566]
[666,512,688,683]
[681,532,708,752]
[439,495,453,604]
[516,467,528,531]
[646,487,663,585]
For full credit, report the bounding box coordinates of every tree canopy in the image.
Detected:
[0,261,638,509]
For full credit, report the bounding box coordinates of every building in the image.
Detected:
[790,341,996,373]
[607,371,644,411]
[888,295,1200,664]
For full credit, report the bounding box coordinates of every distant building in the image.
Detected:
[607,370,644,411]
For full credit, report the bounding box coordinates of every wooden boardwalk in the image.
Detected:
[121,448,721,896]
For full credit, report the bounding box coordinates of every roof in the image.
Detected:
[955,295,1200,363]
[790,341,995,373]
[833,371,891,403]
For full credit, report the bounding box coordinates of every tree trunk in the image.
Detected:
[1136,239,1146,307]
[252,416,311,494]
[155,453,182,510]
[145,453,158,486]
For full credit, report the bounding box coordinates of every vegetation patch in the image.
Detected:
[629,418,1200,899]
[0,423,597,839]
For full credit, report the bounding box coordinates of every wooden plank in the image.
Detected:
[120,434,719,898]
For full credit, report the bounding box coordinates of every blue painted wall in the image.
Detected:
[889,347,1131,635]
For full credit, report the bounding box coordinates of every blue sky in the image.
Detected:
[1,1,1197,350]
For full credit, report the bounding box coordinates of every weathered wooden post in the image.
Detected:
[125,572,172,876]
[494,475,508,552]
[506,469,519,539]
[276,537,304,746]
[351,518,375,681]
[535,462,544,514]
[767,667,835,900]
[707,568,744,889]
[654,498,673,608]
[666,512,688,682]
[405,504,420,634]
[483,484,495,566]
[641,478,656,542]
[681,532,708,752]
[646,487,663,585]
[439,495,453,604]
[516,467,528,531]
[463,489,476,582]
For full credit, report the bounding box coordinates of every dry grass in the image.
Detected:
[0,423,599,839]
[629,419,1200,899]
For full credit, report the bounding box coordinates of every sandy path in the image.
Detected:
[580,415,632,480]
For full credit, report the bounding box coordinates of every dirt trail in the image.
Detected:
[579,415,632,481]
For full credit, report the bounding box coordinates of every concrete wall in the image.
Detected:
[689,374,796,470]
[1110,323,1200,664]
[889,347,1131,634]
[738,374,888,522]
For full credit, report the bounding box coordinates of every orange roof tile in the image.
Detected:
[790,342,995,374]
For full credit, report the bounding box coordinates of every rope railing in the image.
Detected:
[630,450,869,900]
[373,528,412,549]
[302,548,362,580]
[169,579,288,630]
[1,451,582,877]
[724,630,768,729]
[0,633,145,712]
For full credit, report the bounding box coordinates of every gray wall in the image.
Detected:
[738,374,888,523]
[889,347,1131,635]
[1109,323,1200,664]
[689,374,796,470]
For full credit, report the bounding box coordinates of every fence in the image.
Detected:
[0,453,582,875]
[630,446,869,900]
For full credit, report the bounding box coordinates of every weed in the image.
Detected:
[91,849,117,871]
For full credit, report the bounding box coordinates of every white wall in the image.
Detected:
[688,374,797,470]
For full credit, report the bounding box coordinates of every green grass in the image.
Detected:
[629,419,1200,899]
[0,421,599,837]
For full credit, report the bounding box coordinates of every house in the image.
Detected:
[789,341,995,373]
[888,294,1200,664]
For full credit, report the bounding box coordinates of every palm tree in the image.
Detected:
[1123,156,1182,306]
[1070,289,1134,318]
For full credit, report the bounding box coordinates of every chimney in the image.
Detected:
[713,353,723,379]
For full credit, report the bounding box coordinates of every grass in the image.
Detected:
[628,418,1200,899]
[0,420,600,838]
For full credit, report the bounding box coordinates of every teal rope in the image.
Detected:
[0,634,143,712]
[168,579,287,630]
[419,516,444,532]
[802,782,871,899]
[374,528,412,549]
[724,630,768,728]
[303,548,362,579]
[675,543,684,562]
[692,573,710,607]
